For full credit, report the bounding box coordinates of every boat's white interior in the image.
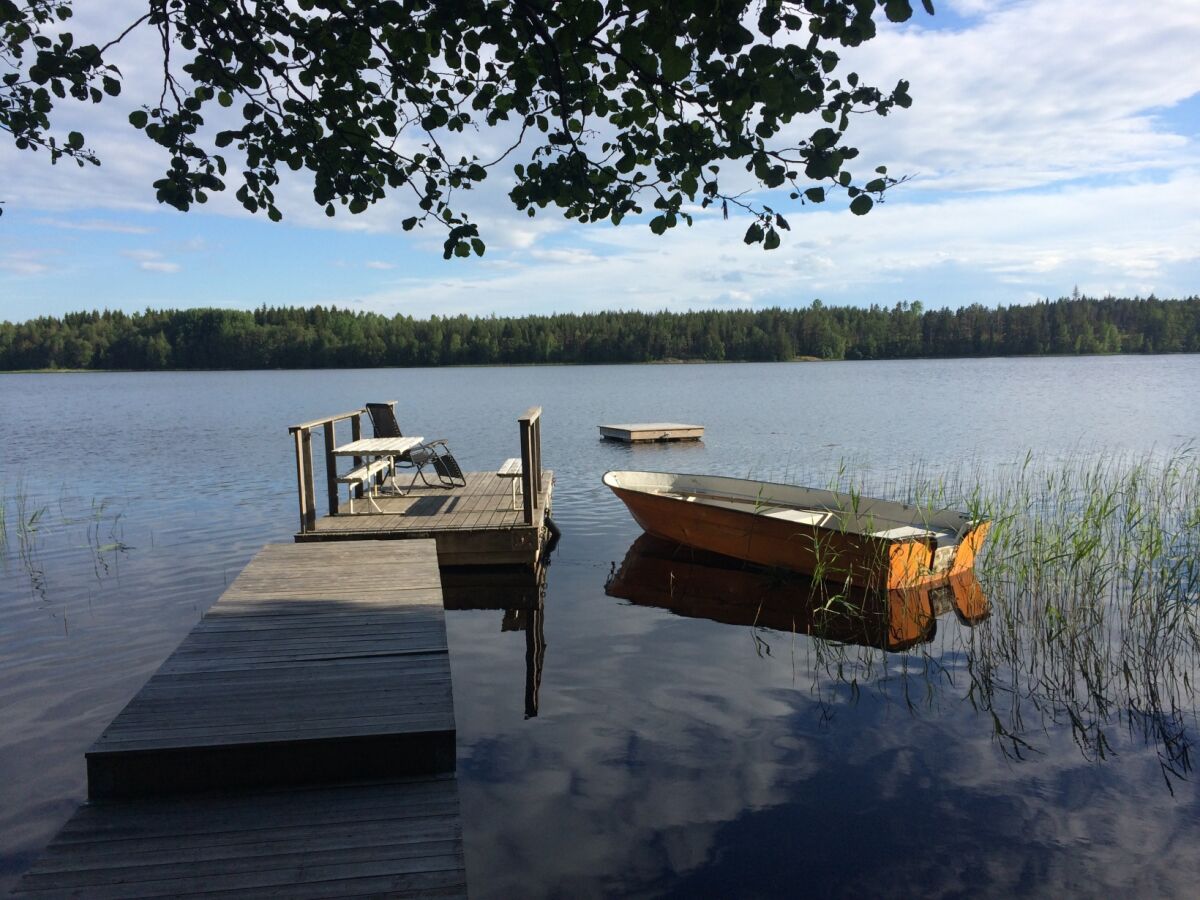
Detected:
[604,470,969,543]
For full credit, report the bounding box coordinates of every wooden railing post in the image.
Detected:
[350,414,363,499]
[323,420,339,516]
[532,414,542,495]
[293,429,309,533]
[301,428,316,531]
[518,406,543,526]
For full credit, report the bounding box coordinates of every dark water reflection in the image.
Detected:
[2,357,1200,896]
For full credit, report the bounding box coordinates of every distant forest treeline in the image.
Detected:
[2,295,1199,371]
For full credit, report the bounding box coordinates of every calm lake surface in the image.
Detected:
[2,356,1199,897]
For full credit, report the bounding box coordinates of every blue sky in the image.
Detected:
[2,0,1199,322]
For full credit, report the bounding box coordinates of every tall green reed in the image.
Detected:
[781,448,1200,783]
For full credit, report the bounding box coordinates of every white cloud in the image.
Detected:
[34,217,153,234]
[528,248,600,265]
[0,252,52,276]
[334,169,1200,315]
[846,0,1200,193]
[364,260,396,270]
[122,249,181,274]
[138,260,181,273]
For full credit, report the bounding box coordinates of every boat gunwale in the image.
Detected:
[601,469,984,541]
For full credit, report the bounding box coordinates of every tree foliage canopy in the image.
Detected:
[2,0,931,255]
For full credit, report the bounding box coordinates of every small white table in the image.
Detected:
[333,437,425,459]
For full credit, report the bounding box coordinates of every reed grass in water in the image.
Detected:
[0,482,130,601]
[783,449,1200,785]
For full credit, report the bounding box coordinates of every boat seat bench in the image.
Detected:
[760,507,832,526]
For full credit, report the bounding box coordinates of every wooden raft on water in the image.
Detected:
[598,422,704,443]
[15,540,467,898]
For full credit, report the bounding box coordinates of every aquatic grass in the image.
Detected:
[774,447,1200,783]
[1,482,131,600]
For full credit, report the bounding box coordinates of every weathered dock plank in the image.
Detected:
[599,423,704,443]
[86,541,456,800]
[14,775,467,899]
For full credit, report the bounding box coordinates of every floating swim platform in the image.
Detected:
[598,423,705,443]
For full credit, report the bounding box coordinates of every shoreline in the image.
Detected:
[4,350,1198,375]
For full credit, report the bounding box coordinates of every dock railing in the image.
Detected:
[518,406,543,526]
[287,405,376,532]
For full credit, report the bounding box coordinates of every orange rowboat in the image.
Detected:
[602,470,991,591]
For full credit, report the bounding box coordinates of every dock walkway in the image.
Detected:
[16,540,467,898]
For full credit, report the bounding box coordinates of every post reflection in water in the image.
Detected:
[605,534,989,651]
[441,566,547,718]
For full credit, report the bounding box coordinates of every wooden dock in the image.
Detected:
[599,422,704,443]
[291,404,553,567]
[16,540,467,898]
[14,777,466,898]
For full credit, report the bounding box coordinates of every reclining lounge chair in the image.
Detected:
[365,402,466,491]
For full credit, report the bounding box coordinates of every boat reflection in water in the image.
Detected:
[605,535,988,651]
[441,565,547,718]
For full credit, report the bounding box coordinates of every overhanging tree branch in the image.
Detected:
[2,0,930,248]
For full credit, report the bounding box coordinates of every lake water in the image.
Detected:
[2,356,1199,897]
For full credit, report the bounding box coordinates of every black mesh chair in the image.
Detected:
[365,402,466,490]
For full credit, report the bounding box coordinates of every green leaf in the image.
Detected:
[660,44,690,82]
[804,187,825,203]
[763,228,780,250]
[128,110,148,129]
[743,222,764,244]
[218,91,232,107]
[348,197,368,214]
[849,194,873,216]
[885,1,913,23]
[67,131,83,150]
